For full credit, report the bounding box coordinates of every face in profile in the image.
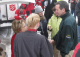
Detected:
[38,12,44,17]
[55,4,64,17]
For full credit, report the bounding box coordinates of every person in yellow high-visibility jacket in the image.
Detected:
[48,7,62,57]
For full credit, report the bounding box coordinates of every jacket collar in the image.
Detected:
[28,29,37,32]
[60,11,70,20]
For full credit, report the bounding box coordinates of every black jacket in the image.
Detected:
[44,0,57,22]
[38,19,48,38]
[53,12,78,57]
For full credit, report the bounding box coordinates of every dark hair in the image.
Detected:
[55,1,69,12]
[19,5,26,9]
[52,7,56,12]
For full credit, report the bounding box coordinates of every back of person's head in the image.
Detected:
[21,4,27,9]
[35,5,43,14]
[55,1,69,12]
[12,19,26,34]
[26,13,40,28]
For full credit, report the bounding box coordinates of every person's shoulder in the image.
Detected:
[16,32,25,38]
[41,19,47,24]
[12,34,16,38]
[36,34,46,40]
[63,14,75,25]
[17,32,24,35]
[65,13,75,20]
[51,14,58,19]
[69,14,76,20]
[15,32,26,42]
[11,34,16,41]
[36,34,46,38]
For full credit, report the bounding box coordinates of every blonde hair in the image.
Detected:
[26,13,40,28]
[12,19,25,34]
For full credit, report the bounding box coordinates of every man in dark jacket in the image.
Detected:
[53,1,78,57]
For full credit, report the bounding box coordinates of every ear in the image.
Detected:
[62,8,66,12]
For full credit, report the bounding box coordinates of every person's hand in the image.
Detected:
[48,26,52,31]
[48,26,52,30]
[48,39,54,44]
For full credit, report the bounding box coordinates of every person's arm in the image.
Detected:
[14,35,19,57]
[40,37,53,57]
[11,34,16,57]
[45,38,54,57]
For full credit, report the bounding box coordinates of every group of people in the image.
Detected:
[14,3,35,20]
[11,0,80,57]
